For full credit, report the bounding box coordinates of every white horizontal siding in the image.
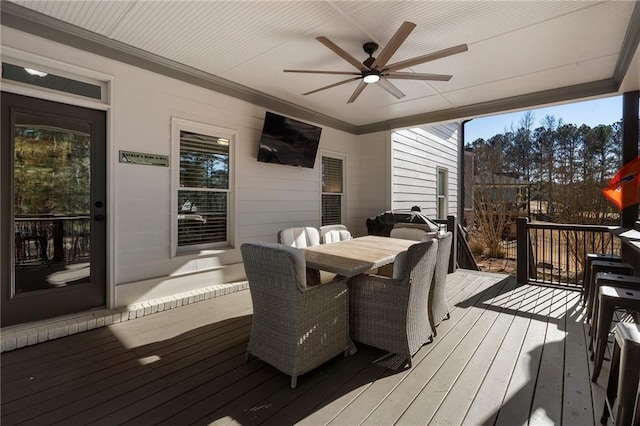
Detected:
[1,26,363,308]
[2,26,460,313]
[391,123,459,219]
[353,131,390,236]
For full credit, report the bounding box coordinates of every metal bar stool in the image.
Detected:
[583,254,621,304]
[601,323,640,425]
[586,261,634,323]
[590,273,640,351]
[592,286,640,382]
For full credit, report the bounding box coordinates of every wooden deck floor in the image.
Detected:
[1,270,610,425]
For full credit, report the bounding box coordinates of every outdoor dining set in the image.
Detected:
[240,223,452,389]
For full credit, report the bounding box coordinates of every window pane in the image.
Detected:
[2,62,102,100]
[437,169,447,196]
[178,191,227,246]
[180,131,229,189]
[322,156,343,193]
[437,196,446,219]
[322,194,342,226]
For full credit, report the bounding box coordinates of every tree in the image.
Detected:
[466,113,622,270]
[507,111,535,181]
[14,127,91,216]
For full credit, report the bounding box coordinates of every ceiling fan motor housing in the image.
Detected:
[362,42,379,68]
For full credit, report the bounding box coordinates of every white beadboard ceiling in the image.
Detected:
[4,0,640,131]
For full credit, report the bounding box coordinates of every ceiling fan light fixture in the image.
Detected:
[363,73,380,84]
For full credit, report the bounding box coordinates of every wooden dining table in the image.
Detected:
[302,235,416,277]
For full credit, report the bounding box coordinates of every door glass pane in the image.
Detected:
[13,112,92,293]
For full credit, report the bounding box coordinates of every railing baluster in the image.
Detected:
[519,222,620,290]
[543,228,547,282]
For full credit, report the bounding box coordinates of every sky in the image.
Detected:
[464,95,623,143]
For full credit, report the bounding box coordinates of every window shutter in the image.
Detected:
[322,156,344,226]
[322,195,342,226]
[177,191,227,245]
[178,130,230,247]
[180,131,229,190]
[322,157,343,193]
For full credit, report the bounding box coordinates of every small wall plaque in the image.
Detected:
[119,150,169,167]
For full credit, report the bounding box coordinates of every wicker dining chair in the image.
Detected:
[428,231,453,336]
[277,226,325,284]
[348,239,438,370]
[319,224,352,244]
[277,226,321,248]
[241,242,351,389]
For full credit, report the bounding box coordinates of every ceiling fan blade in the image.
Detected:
[302,77,361,96]
[385,44,469,72]
[316,36,366,71]
[377,78,405,99]
[384,71,452,81]
[370,21,416,70]
[284,69,361,76]
[347,81,368,104]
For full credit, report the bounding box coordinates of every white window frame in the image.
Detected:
[171,117,236,256]
[321,153,347,226]
[437,167,448,219]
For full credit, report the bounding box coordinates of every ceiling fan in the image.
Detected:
[284,21,468,104]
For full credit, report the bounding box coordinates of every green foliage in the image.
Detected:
[14,127,91,215]
[467,114,621,226]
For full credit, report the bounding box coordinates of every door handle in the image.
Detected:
[94,214,106,222]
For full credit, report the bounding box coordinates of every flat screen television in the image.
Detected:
[257,111,322,169]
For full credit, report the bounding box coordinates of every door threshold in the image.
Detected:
[1,281,249,353]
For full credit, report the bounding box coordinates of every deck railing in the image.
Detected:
[15,216,91,265]
[516,217,620,289]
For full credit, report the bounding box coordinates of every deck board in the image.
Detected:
[331,275,502,426]
[430,280,528,425]
[494,285,552,426]
[462,284,542,425]
[0,270,608,425]
[314,274,492,426]
[394,278,517,425]
[562,290,595,426]
[529,288,567,425]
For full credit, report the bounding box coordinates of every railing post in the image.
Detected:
[516,217,529,284]
[446,215,457,273]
